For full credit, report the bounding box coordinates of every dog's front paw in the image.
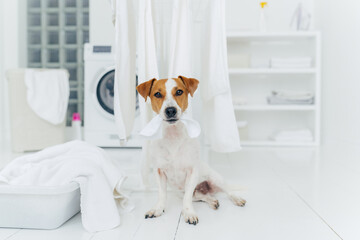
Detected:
[209,199,220,210]
[229,194,246,207]
[182,210,199,225]
[145,208,165,219]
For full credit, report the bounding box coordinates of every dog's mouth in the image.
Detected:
[165,118,178,124]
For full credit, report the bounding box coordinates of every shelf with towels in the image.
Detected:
[228,32,321,147]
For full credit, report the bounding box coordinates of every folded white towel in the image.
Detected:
[267,96,314,105]
[267,90,314,105]
[270,129,313,142]
[271,63,312,69]
[270,57,312,69]
[24,69,69,125]
[270,90,314,100]
[271,57,312,64]
[0,141,133,232]
[232,97,248,106]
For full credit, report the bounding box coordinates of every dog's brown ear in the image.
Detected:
[136,78,156,101]
[178,76,199,97]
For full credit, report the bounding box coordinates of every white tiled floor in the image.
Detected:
[0,143,359,240]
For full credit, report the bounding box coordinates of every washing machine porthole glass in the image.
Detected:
[97,70,115,115]
[96,70,139,115]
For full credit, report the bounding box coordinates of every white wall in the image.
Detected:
[0,0,21,145]
[226,0,313,32]
[0,0,4,141]
[315,0,360,145]
[89,0,115,45]
[88,0,313,46]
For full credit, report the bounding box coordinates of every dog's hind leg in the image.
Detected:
[145,168,167,219]
[193,190,220,210]
[206,169,246,207]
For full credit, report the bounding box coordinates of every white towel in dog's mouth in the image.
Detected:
[139,114,201,139]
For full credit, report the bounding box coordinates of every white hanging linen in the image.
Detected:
[112,0,137,141]
[137,0,160,186]
[24,69,69,125]
[167,0,195,117]
[167,0,192,78]
[111,0,240,152]
[137,0,159,126]
[201,0,241,152]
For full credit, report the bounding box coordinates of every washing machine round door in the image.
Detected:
[96,69,115,115]
[96,69,139,116]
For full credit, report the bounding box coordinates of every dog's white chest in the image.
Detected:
[148,122,200,190]
[161,163,188,190]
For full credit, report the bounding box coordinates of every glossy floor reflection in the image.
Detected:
[0,144,359,240]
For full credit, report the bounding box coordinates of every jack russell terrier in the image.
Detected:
[136,76,246,225]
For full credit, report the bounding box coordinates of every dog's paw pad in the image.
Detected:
[183,211,199,225]
[230,195,246,207]
[145,208,164,219]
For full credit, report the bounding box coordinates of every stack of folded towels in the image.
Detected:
[270,57,312,69]
[267,90,314,105]
[270,129,313,142]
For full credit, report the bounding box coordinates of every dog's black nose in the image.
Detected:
[165,107,177,118]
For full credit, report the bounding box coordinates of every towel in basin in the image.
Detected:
[0,140,133,232]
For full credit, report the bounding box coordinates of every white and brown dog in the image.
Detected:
[136,76,246,225]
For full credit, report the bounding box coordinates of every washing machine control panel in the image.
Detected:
[93,46,112,53]
[84,43,114,61]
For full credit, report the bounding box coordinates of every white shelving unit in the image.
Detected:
[227,31,321,147]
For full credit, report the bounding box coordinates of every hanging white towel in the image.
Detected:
[0,141,133,232]
[112,0,137,141]
[137,0,159,126]
[201,0,241,152]
[136,0,160,187]
[167,0,192,78]
[166,0,196,118]
[24,69,69,125]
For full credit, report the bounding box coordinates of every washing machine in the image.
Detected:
[84,43,142,147]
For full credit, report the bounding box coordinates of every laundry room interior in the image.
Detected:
[0,0,360,239]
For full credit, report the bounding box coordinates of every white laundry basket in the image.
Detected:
[6,69,66,152]
[0,183,80,229]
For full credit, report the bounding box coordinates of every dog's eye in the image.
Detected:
[154,92,162,98]
[175,90,183,96]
